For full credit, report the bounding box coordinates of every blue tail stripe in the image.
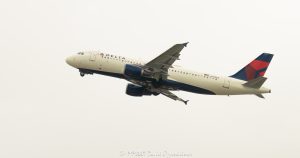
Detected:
[231,69,247,81]
[256,53,274,62]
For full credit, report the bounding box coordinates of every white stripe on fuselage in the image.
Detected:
[70,52,270,96]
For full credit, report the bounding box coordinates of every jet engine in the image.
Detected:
[126,84,153,97]
[124,64,153,79]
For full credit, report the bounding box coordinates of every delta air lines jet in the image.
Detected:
[66,43,273,104]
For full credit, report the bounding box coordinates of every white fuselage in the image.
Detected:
[66,52,271,96]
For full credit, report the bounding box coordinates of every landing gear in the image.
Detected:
[79,69,93,77]
[80,72,85,77]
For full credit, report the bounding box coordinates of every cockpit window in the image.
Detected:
[77,52,84,55]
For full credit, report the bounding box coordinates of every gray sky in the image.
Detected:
[0,0,300,157]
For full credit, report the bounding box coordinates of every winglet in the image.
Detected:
[182,42,189,47]
[184,100,189,105]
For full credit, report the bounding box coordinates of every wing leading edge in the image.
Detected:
[144,42,189,80]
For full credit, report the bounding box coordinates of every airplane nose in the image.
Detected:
[65,56,76,67]
[65,56,72,65]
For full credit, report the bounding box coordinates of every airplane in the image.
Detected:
[66,42,273,105]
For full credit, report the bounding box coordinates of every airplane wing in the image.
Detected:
[127,78,189,105]
[144,42,188,80]
[160,89,189,105]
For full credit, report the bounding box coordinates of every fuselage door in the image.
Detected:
[97,54,104,70]
[223,79,230,89]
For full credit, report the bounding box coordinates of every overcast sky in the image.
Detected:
[0,0,300,158]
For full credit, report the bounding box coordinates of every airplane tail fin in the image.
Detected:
[231,53,274,81]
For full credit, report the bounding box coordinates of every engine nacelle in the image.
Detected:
[124,64,142,78]
[124,64,154,79]
[126,84,152,97]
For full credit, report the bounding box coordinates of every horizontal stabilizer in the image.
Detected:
[243,76,267,88]
[255,94,265,99]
